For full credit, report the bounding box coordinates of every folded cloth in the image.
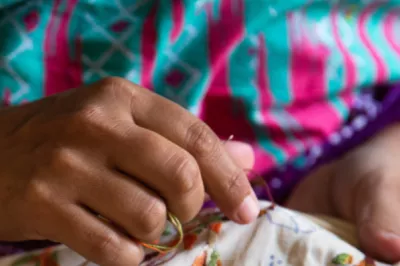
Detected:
[0,201,397,266]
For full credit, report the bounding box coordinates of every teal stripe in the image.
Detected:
[181,4,211,112]
[245,0,292,105]
[152,0,210,112]
[26,3,50,100]
[122,2,152,84]
[265,13,291,105]
[152,0,173,96]
[58,0,68,13]
[80,1,151,83]
[0,0,25,8]
[292,155,307,169]
[68,1,85,80]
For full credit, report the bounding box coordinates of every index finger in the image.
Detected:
[118,79,259,224]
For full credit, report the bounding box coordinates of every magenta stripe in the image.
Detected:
[288,13,328,104]
[44,0,80,96]
[252,145,275,175]
[358,3,388,83]
[140,3,158,90]
[44,0,62,96]
[200,0,274,168]
[205,0,243,95]
[383,9,400,57]
[341,91,354,110]
[286,99,343,139]
[170,0,184,43]
[70,36,83,88]
[286,13,340,139]
[256,34,272,108]
[261,112,299,157]
[64,0,82,89]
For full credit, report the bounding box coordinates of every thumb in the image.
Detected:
[332,126,400,263]
[224,141,255,170]
[355,174,400,263]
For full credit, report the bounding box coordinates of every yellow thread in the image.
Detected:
[138,212,183,254]
[81,212,183,265]
[98,212,183,253]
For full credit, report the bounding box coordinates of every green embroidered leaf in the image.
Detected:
[162,227,172,236]
[207,249,221,266]
[194,228,204,235]
[332,253,353,264]
[51,251,58,262]
[12,255,37,266]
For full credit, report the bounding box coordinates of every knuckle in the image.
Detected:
[26,179,53,204]
[49,147,79,172]
[78,104,105,122]
[171,155,200,194]
[139,198,166,238]
[71,104,105,128]
[186,122,219,158]
[68,104,119,137]
[226,168,245,194]
[97,77,142,118]
[88,230,121,265]
[97,76,139,104]
[98,76,130,94]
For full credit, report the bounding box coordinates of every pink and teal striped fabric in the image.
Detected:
[1,0,400,175]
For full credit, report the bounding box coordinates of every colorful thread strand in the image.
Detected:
[80,136,276,265]
[138,212,183,254]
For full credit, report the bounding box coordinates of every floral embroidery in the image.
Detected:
[356,258,376,266]
[208,222,222,234]
[162,227,172,236]
[207,249,222,266]
[332,254,377,266]
[191,248,222,266]
[332,253,353,265]
[192,251,207,266]
[332,253,353,264]
[12,248,59,266]
[183,233,198,250]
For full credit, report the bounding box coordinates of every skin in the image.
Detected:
[0,77,259,266]
[1,76,399,264]
[287,124,400,263]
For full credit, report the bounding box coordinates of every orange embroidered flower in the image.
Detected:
[209,222,222,234]
[192,251,207,266]
[357,257,376,266]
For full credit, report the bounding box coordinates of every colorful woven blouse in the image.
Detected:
[1,0,400,203]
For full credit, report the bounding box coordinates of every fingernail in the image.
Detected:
[380,230,400,240]
[233,193,259,224]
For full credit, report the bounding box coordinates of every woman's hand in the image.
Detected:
[0,77,258,265]
[287,124,400,263]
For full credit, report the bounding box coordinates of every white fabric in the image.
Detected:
[0,201,397,266]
